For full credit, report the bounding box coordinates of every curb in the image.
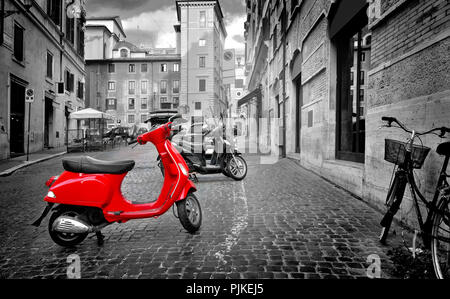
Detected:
[0,152,67,177]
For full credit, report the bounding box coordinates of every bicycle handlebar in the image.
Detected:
[382,116,450,138]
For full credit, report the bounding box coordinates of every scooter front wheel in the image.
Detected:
[176,193,202,233]
[48,206,88,247]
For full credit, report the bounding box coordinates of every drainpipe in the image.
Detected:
[1,0,5,45]
[281,0,287,158]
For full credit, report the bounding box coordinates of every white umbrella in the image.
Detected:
[69,108,113,120]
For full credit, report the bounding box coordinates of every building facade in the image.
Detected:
[0,0,86,160]
[176,0,227,119]
[85,17,181,130]
[243,0,450,225]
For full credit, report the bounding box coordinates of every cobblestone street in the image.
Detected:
[0,145,402,279]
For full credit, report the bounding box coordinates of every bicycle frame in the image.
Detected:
[394,131,450,242]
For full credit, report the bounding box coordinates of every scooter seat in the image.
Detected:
[62,156,135,174]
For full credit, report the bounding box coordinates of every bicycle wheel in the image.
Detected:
[379,174,407,244]
[431,197,450,279]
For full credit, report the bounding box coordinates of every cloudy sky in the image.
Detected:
[86,0,246,50]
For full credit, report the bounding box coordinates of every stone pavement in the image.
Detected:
[0,145,403,279]
[0,147,67,176]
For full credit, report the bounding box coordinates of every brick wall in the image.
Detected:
[371,0,450,67]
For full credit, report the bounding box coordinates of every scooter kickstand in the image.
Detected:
[95,231,105,246]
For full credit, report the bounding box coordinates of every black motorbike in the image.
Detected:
[156,115,247,181]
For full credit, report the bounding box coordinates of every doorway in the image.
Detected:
[9,79,26,157]
[294,76,302,153]
[44,97,54,148]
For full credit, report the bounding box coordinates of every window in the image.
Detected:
[128,98,135,110]
[195,102,202,110]
[128,64,136,73]
[361,52,366,62]
[199,56,206,68]
[106,98,117,110]
[141,98,148,110]
[173,80,180,94]
[141,114,148,123]
[291,0,299,13]
[161,63,167,72]
[199,79,206,92]
[46,51,53,79]
[173,63,180,72]
[141,64,148,72]
[141,81,148,94]
[108,63,115,73]
[64,70,74,92]
[65,10,75,44]
[161,103,171,109]
[128,81,136,95]
[199,39,206,47]
[13,23,24,62]
[272,25,277,54]
[365,35,372,46]
[120,49,128,57]
[128,114,135,124]
[108,81,116,91]
[173,97,179,104]
[76,15,85,57]
[160,97,168,103]
[47,0,61,25]
[77,81,84,99]
[335,14,371,163]
[160,80,167,94]
[199,11,206,28]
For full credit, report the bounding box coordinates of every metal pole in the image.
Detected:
[281,0,287,158]
[26,102,31,161]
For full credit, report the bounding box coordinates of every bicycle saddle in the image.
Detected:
[63,156,135,174]
[437,142,450,157]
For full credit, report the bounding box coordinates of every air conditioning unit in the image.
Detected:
[57,82,65,95]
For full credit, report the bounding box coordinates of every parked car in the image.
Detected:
[103,126,130,140]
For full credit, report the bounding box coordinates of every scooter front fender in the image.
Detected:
[178,179,197,202]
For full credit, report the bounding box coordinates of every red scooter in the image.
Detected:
[32,114,202,247]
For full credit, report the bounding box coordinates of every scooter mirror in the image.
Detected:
[169,113,182,123]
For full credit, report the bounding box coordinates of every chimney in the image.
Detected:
[174,24,181,55]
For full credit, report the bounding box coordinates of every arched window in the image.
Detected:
[120,48,129,58]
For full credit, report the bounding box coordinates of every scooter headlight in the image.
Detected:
[178,163,188,177]
[47,191,56,198]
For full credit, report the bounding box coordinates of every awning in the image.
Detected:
[329,0,368,38]
[237,87,262,108]
[69,108,113,120]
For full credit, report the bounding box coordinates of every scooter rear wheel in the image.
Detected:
[176,193,202,233]
[48,206,88,247]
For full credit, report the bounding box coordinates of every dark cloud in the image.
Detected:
[86,0,245,19]
[232,34,245,44]
[123,29,158,48]
[86,0,246,47]
[86,0,174,18]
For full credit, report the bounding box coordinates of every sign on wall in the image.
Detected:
[25,88,34,103]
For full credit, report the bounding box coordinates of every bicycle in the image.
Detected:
[379,116,450,279]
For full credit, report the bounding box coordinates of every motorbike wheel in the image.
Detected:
[227,155,248,181]
[176,193,202,233]
[48,206,88,247]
